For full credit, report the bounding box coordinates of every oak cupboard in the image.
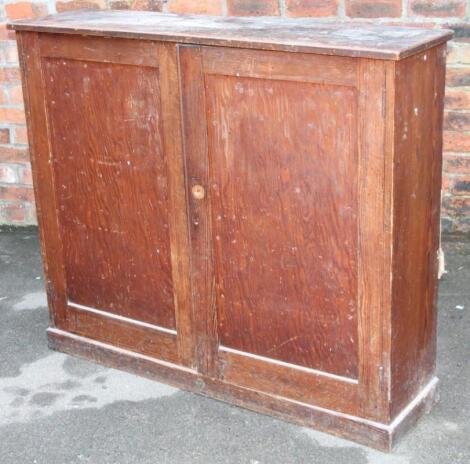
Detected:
[9,11,452,451]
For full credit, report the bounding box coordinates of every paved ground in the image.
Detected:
[0,227,468,464]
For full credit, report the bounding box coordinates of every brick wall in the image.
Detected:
[0,0,469,233]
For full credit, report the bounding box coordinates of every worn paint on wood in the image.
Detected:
[44,57,177,329]
[205,74,359,378]
[14,15,451,450]
[391,46,446,419]
[9,10,452,60]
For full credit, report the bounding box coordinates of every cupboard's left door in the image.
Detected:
[17,32,194,367]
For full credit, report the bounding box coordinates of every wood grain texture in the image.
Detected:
[390,46,446,419]
[204,73,359,378]
[16,21,450,448]
[16,32,69,328]
[8,10,453,60]
[219,349,359,415]
[67,303,178,363]
[43,56,177,329]
[39,33,162,66]
[157,42,195,367]
[47,327,441,452]
[202,47,358,87]
[178,45,218,376]
[356,59,390,422]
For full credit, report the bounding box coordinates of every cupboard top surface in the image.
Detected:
[9,10,452,60]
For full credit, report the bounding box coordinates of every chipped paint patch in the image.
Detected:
[302,428,411,464]
[0,352,177,426]
[13,291,47,311]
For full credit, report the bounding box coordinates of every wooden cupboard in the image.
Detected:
[9,11,452,450]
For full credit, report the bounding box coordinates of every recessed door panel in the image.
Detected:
[44,58,176,329]
[205,75,359,378]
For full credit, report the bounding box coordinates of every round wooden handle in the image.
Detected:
[191,185,205,200]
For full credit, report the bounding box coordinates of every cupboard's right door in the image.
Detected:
[179,45,391,422]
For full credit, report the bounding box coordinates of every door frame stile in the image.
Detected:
[17,31,69,329]
[178,44,219,377]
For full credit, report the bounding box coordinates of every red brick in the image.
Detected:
[9,84,24,105]
[442,196,470,216]
[56,1,105,12]
[444,130,470,152]
[108,0,130,8]
[0,107,26,124]
[453,179,470,196]
[0,67,21,84]
[443,153,470,174]
[0,145,29,163]
[444,111,470,131]
[0,128,10,144]
[0,185,35,202]
[447,67,470,87]
[345,0,402,18]
[130,0,163,11]
[0,164,18,183]
[0,201,27,223]
[5,3,48,20]
[33,3,49,16]
[227,0,280,16]
[445,87,470,109]
[1,42,19,65]
[409,0,466,18]
[167,0,222,15]
[0,23,16,41]
[447,43,470,65]
[5,2,35,20]
[442,173,470,195]
[441,173,452,192]
[285,0,338,17]
[13,126,28,145]
[18,163,32,184]
[0,24,8,41]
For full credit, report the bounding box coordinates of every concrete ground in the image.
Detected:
[0,227,468,464]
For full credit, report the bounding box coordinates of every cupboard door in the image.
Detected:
[179,46,391,420]
[19,33,193,366]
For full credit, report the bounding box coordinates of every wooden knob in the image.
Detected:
[191,185,205,200]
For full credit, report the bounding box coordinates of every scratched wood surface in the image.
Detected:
[15,20,451,448]
[16,32,69,328]
[8,10,452,60]
[204,74,359,378]
[44,57,177,329]
[390,46,446,419]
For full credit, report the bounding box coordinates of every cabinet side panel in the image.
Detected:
[391,45,446,418]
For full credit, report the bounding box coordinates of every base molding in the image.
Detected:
[47,328,439,452]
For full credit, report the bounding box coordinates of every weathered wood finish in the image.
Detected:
[205,72,359,378]
[19,33,194,365]
[44,55,176,329]
[10,10,452,60]
[12,12,451,451]
[391,45,446,419]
